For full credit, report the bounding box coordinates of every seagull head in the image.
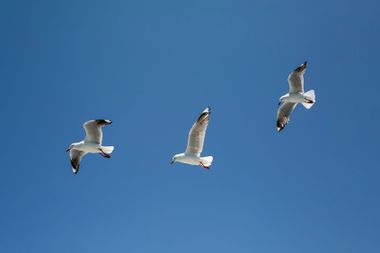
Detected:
[278,94,289,106]
[170,154,182,165]
[170,156,177,165]
[66,142,80,152]
[66,144,73,152]
[278,97,284,106]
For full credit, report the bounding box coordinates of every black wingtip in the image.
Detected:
[295,61,308,72]
[71,161,79,174]
[95,119,112,125]
[276,121,285,132]
[197,107,211,122]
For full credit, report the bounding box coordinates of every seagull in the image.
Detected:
[66,119,114,174]
[171,107,213,169]
[277,61,316,132]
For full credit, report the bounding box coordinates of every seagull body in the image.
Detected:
[279,92,314,104]
[67,119,114,174]
[69,141,107,153]
[171,107,213,169]
[277,61,316,132]
[172,153,213,167]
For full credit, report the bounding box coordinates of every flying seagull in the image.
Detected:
[277,61,316,132]
[66,119,114,174]
[171,107,213,169]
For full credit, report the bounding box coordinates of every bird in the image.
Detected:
[66,119,114,174]
[171,107,213,169]
[276,61,316,132]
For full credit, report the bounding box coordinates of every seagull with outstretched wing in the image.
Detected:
[277,61,316,132]
[66,119,114,174]
[171,107,213,169]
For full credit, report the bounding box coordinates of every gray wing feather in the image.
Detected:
[83,119,112,144]
[70,149,87,174]
[185,107,211,155]
[277,102,297,132]
[288,61,307,93]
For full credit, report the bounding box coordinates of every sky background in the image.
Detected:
[0,0,379,252]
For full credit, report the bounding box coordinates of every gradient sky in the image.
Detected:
[1,0,380,252]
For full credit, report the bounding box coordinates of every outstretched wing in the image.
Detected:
[83,119,112,144]
[288,61,307,93]
[70,149,87,174]
[277,102,297,132]
[185,107,211,156]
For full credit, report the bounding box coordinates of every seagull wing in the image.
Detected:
[70,149,87,174]
[288,61,307,93]
[185,107,211,156]
[277,102,297,132]
[83,119,112,144]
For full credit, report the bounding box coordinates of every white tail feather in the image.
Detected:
[201,156,213,167]
[101,146,114,154]
[302,90,316,109]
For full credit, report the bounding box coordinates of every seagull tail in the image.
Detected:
[302,89,316,109]
[101,146,114,154]
[201,156,213,167]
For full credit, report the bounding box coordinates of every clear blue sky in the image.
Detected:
[0,0,379,252]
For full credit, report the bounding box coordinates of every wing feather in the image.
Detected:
[70,149,87,174]
[276,102,297,132]
[83,119,112,144]
[185,107,211,155]
[288,61,307,93]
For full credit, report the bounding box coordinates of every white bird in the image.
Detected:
[66,119,114,174]
[171,107,213,169]
[277,61,316,132]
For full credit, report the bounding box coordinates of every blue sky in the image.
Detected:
[0,0,379,252]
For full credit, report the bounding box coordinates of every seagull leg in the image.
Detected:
[200,162,210,170]
[99,149,111,158]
